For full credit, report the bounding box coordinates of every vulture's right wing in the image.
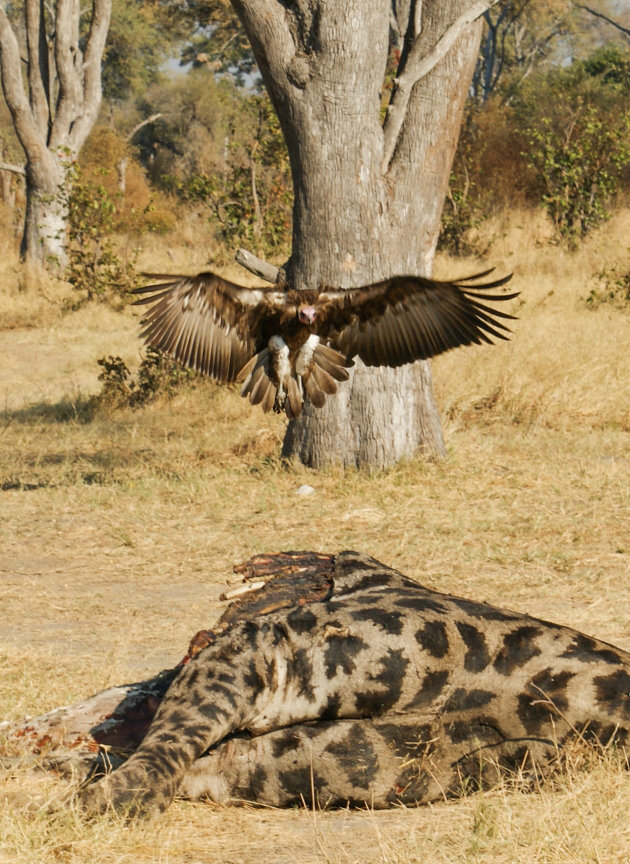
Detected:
[132,273,284,382]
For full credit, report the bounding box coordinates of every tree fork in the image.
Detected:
[0,0,112,266]
[229,0,487,468]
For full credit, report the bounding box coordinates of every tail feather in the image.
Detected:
[313,346,351,383]
[285,377,303,419]
[240,364,264,399]
[310,363,339,396]
[259,379,276,414]
[315,343,354,369]
[304,373,326,408]
[236,350,268,387]
[248,365,273,405]
[238,350,269,399]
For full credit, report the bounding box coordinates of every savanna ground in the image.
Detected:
[0,209,629,863]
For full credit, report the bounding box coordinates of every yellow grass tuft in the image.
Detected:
[433,208,630,432]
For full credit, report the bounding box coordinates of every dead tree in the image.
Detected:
[0,0,112,266]
[230,0,497,469]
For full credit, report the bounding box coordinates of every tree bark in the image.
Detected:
[229,0,487,468]
[0,0,112,266]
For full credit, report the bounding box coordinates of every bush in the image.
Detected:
[515,46,630,243]
[585,267,630,310]
[64,164,137,306]
[167,93,292,259]
[526,106,630,243]
[96,349,198,409]
[438,114,490,255]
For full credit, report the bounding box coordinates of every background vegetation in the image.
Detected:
[1,0,629,273]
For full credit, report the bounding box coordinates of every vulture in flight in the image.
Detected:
[132,269,517,418]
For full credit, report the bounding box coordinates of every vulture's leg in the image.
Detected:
[268,335,291,413]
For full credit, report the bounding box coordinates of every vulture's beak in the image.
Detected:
[298,305,317,325]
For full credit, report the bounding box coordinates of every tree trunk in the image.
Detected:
[282,362,445,468]
[0,0,112,268]
[20,154,69,266]
[230,0,485,468]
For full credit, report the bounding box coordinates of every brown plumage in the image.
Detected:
[132,269,518,417]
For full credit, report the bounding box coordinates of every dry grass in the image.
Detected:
[1,208,629,863]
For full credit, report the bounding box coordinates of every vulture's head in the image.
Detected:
[298,305,317,326]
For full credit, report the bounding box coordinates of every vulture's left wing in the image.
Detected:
[317,271,518,367]
[132,273,284,382]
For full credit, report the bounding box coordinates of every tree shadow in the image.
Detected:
[0,395,98,427]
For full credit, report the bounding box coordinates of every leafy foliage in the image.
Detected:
[177,0,257,83]
[172,93,292,257]
[472,0,575,105]
[102,0,177,102]
[526,107,630,241]
[585,267,630,309]
[64,164,138,306]
[96,349,198,408]
[438,116,490,255]
[443,43,630,253]
[517,45,630,242]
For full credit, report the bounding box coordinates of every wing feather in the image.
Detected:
[318,272,518,367]
[133,272,284,382]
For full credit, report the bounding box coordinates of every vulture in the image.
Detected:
[132,269,518,418]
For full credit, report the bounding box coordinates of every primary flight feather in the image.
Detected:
[132,269,518,418]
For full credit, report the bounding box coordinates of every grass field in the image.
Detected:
[1,209,629,863]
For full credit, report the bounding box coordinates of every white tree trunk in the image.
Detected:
[20,152,69,266]
[0,0,112,267]
[231,0,486,468]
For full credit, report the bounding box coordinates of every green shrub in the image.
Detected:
[514,45,630,244]
[65,164,137,306]
[585,267,630,309]
[173,94,292,258]
[526,106,630,243]
[439,114,492,256]
[96,349,197,409]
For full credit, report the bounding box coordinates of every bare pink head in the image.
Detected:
[298,305,317,325]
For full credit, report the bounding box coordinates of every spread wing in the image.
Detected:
[317,271,518,367]
[132,273,285,382]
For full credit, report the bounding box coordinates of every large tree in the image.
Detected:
[0,0,111,265]
[229,0,496,468]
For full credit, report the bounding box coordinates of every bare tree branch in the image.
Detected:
[69,0,112,150]
[25,0,50,136]
[126,113,162,142]
[0,4,46,155]
[235,248,280,284]
[228,0,296,91]
[0,161,26,175]
[382,0,500,171]
[575,3,630,38]
[50,0,82,148]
